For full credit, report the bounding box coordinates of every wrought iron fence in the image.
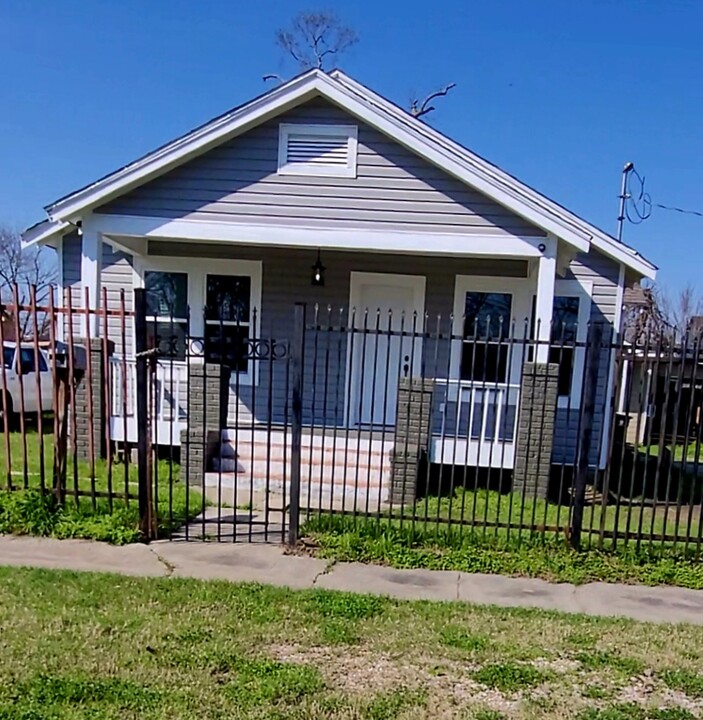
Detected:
[0,284,702,554]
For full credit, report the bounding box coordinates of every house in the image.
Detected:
[22,69,657,508]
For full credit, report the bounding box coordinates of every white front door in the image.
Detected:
[349,273,426,426]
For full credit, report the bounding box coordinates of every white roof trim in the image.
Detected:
[36,68,655,279]
[331,71,656,279]
[22,219,71,248]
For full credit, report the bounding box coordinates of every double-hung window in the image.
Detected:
[531,280,591,406]
[204,274,252,373]
[550,296,580,398]
[145,271,189,361]
[460,292,513,383]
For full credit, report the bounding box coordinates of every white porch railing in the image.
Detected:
[432,382,521,468]
[109,358,188,444]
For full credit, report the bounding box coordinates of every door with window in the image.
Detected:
[204,275,252,377]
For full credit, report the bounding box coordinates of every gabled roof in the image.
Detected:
[23,69,656,279]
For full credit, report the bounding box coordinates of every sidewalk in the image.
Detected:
[2,534,703,625]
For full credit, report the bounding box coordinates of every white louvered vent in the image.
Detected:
[277,123,358,177]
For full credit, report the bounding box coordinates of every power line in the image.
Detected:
[655,203,703,218]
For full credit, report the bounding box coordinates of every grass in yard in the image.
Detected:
[418,488,699,543]
[1,567,703,719]
[0,428,201,543]
[301,514,703,589]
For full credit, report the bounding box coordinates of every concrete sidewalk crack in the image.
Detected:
[312,558,337,586]
[456,573,461,601]
[148,547,176,577]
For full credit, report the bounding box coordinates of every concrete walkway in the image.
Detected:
[1,535,703,625]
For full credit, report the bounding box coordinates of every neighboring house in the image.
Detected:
[23,69,657,503]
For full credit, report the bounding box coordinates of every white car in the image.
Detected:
[1,342,55,419]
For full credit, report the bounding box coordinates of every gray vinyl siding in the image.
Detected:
[61,236,134,356]
[97,99,544,238]
[102,243,134,357]
[553,249,621,466]
[61,233,82,340]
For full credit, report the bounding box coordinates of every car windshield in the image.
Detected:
[3,347,13,369]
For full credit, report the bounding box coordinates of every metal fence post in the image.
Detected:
[571,322,604,550]
[134,289,155,540]
[288,302,306,546]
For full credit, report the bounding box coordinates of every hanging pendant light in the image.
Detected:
[311,249,326,287]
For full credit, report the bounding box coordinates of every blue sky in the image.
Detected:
[1,0,701,291]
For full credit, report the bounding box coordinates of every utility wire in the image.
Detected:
[654,203,703,218]
[624,166,703,224]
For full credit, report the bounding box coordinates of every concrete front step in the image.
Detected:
[220,427,395,461]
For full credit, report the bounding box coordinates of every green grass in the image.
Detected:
[301,514,703,589]
[0,428,201,543]
[2,567,703,719]
[417,487,699,544]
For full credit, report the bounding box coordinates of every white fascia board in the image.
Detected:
[21,219,71,248]
[92,213,547,258]
[46,73,326,221]
[332,71,657,278]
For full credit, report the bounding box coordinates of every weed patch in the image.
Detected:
[439,626,490,653]
[472,662,553,692]
[576,650,645,676]
[660,668,703,697]
[224,657,324,709]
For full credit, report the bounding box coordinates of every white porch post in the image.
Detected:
[80,219,101,336]
[533,239,556,363]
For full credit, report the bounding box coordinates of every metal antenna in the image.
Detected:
[616,161,635,242]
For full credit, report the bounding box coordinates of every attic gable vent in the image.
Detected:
[277,123,358,177]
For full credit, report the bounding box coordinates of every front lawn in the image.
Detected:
[0,428,200,543]
[0,566,702,719]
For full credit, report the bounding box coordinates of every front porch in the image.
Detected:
[73,219,588,506]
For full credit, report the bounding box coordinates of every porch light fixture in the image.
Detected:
[311,250,326,287]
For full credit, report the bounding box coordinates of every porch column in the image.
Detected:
[533,241,556,362]
[80,220,101,337]
[513,239,558,500]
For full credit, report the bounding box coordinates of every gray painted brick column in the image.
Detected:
[74,338,113,462]
[181,363,231,489]
[513,362,559,500]
[390,377,434,506]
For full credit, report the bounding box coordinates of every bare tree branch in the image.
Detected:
[0,225,57,340]
[410,83,456,119]
[273,11,358,72]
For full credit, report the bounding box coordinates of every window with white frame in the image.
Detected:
[144,271,188,360]
[277,123,358,177]
[531,280,591,405]
[204,274,252,372]
[460,292,513,383]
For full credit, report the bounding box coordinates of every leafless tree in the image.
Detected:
[410,83,456,119]
[274,11,358,72]
[0,225,57,339]
[623,282,703,344]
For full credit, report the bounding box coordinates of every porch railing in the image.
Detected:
[109,358,188,444]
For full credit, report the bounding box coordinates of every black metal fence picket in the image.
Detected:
[1,286,702,554]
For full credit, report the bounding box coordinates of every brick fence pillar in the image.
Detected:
[181,363,231,489]
[513,361,559,500]
[74,338,114,462]
[390,377,434,506]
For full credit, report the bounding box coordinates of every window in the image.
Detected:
[550,296,580,397]
[145,271,188,360]
[3,347,14,369]
[204,275,252,372]
[460,292,512,383]
[277,123,358,177]
[18,348,47,374]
